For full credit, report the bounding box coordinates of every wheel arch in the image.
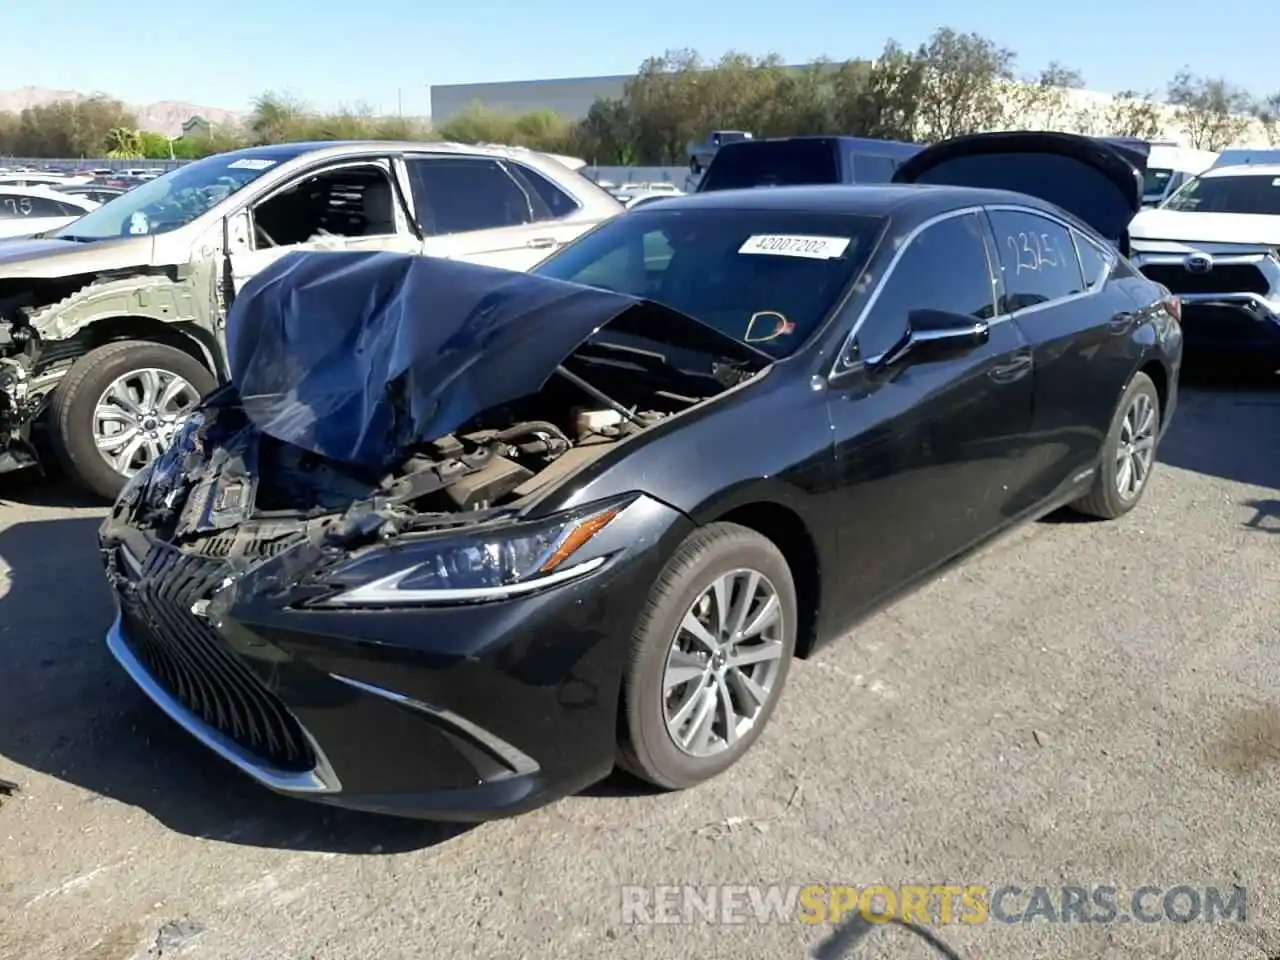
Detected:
[41,315,224,383]
[1138,357,1169,425]
[701,499,823,660]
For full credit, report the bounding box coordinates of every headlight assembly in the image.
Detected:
[315,500,630,606]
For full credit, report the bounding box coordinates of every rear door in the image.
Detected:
[401,154,574,270]
[981,205,1140,509]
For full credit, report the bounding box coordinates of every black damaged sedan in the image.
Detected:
[99,133,1182,820]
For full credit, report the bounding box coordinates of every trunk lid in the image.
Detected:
[892,131,1146,245]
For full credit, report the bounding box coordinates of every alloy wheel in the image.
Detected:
[662,568,786,758]
[1115,391,1157,501]
[93,367,200,477]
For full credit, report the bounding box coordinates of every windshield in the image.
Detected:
[1162,174,1280,215]
[1143,168,1173,199]
[532,207,883,358]
[50,152,282,240]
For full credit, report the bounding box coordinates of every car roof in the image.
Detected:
[1201,163,1280,179]
[632,183,1062,223]
[0,183,93,199]
[210,139,575,166]
[715,135,921,157]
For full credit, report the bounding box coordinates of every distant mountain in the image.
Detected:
[0,86,244,137]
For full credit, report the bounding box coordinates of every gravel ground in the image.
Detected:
[1,381,1278,960]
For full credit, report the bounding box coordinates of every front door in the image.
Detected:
[224,159,420,299]
[823,211,1035,616]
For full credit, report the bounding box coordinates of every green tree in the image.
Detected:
[0,111,19,155]
[1167,70,1253,150]
[1253,92,1280,146]
[1099,90,1165,140]
[14,95,139,157]
[833,43,925,142]
[1004,62,1088,132]
[573,97,635,164]
[913,28,1016,142]
[138,131,174,159]
[247,90,309,144]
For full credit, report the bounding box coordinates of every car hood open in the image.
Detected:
[227,250,769,470]
[893,131,1146,244]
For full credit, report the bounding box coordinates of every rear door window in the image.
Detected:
[404,157,535,235]
[700,140,840,191]
[987,209,1086,311]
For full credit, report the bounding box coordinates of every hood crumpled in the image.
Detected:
[225,250,644,470]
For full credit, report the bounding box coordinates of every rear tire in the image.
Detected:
[1070,371,1161,520]
[618,522,797,790]
[49,340,216,502]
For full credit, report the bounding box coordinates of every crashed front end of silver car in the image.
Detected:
[0,286,50,473]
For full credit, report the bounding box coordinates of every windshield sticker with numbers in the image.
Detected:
[738,234,852,259]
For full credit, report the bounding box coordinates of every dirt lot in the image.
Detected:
[2,381,1279,960]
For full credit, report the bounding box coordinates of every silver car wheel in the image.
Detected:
[93,367,200,477]
[662,568,786,758]
[1115,391,1157,501]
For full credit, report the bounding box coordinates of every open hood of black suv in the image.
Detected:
[226,250,768,470]
[892,131,1147,244]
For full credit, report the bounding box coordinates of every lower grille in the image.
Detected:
[1140,263,1270,296]
[117,545,316,772]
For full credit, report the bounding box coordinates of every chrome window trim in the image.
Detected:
[828,205,996,377]
[983,203,1109,318]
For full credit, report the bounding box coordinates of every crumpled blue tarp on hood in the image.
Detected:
[225,250,642,469]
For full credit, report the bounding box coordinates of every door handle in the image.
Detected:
[989,352,1033,384]
[526,237,558,250]
[1108,312,1134,332]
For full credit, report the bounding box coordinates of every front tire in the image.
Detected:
[618,522,797,790]
[49,340,216,501]
[1070,370,1161,520]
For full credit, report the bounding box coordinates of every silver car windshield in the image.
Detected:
[50,153,282,241]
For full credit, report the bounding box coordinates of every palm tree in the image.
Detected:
[104,127,143,159]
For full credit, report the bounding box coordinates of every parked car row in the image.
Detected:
[0,184,101,239]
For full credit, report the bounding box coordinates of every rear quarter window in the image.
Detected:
[701,141,840,191]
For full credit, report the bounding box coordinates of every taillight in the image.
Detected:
[1161,295,1182,322]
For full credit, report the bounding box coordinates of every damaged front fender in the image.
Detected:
[23,266,217,343]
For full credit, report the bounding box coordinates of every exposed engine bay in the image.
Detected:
[117,336,764,568]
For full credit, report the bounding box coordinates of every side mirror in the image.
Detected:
[877,309,989,367]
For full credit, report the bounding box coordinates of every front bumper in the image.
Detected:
[100,498,692,820]
[1175,293,1280,360]
[1132,251,1280,362]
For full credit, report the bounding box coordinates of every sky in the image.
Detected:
[1,0,1274,118]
